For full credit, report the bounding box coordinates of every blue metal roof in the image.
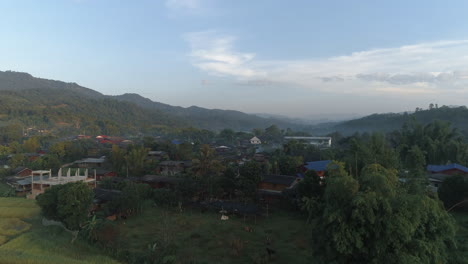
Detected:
[426,163,468,173]
[16,175,50,185]
[171,139,182,145]
[304,160,331,171]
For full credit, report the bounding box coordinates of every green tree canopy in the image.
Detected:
[313,163,456,264]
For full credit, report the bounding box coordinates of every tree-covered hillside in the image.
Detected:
[0,71,304,132]
[0,88,186,140]
[327,105,468,136]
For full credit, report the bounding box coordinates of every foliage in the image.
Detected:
[191,144,225,197]
[0,183,15,197]
[106,182,152,216]
[238,161,263,201]
[438,175,468,210]
[277,155,303,175]
[37,182,93,230]
[0,197,119,264]
[313,163,457,264]
[153,189,179,208]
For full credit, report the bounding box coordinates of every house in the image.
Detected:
[258,174,300,195]
[215,146,231,153]
[250,136,262,145]
[147,151,167,161]
[284,136,332,148]
[11,167,32,177]
[138,175,182,189]
[24,153,42,162]
[303,160,331,177]
[27,168,96,199]
[253,153,268,163]
[156,160,191,176]
[426,173,450,191]
[93,188,122,205]
[427,163,468,175]
[94,169,118,181]
[74,156,106,168]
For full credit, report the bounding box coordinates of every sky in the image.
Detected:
[2,0,468,119]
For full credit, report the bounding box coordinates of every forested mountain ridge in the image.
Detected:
[322,106,468,136]
[0,87,186,141]
[0,70,304,132]
[111,93,305,131]
[0,70,103,98]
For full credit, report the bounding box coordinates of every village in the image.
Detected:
[0,122,467,264]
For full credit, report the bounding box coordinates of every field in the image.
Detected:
[0,197,120,264]
[116,205,314,264]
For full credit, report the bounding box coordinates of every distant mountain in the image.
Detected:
[111,93,304,131]
[0,71,103,98]
[322,106,468,136]
[0,70,307,133]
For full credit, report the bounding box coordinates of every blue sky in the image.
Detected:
[2,0,468,119]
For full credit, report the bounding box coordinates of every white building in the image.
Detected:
[250,136,262,145]
[284,136,332,147]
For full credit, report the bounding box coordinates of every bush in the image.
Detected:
[36,182,93,230]
[153,189,178,208]
[438,175,468,210]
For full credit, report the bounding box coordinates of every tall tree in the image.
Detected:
[313,163,456,263]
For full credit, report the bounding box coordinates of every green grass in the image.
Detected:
[0,218,31,236]
[0,197,121,264]
[117,206,314,264]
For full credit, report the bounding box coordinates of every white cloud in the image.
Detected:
[184,31,265,78]
[184,33,468,95]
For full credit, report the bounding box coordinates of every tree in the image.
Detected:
[37,182,93,230]
[110,145,126,176]
[438,175,468,209]
[405,145,428,194]
[23,137,40,153]
[277,155,303,175]
[313,163,456,263]
[238,161,263,201]
[126,145,149,177]
[191,144,225,197]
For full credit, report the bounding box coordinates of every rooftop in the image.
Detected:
[427,163,468,173]
[304,160,331,171]
[261,175,297,186]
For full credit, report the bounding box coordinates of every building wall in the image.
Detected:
[430,169,468,175]
[16,169,32,177]
[258,182,288,191]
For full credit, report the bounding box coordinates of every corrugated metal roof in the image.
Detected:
[304,160,331,171]
[427,163,468,173]
[261,175,296,185]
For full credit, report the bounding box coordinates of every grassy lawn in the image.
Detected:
[117,205,314,264]
[0,197,121,264]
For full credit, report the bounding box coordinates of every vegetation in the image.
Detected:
[0,197,120,264]
[113,205,313,264]
[36,182,93,230]
[311,163,456,263]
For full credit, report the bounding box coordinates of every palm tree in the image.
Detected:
[191,144,225,197]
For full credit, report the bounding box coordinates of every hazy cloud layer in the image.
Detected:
[185,33,468,95]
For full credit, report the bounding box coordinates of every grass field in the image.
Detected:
[0,197,121,264]
[116,205,314,264]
